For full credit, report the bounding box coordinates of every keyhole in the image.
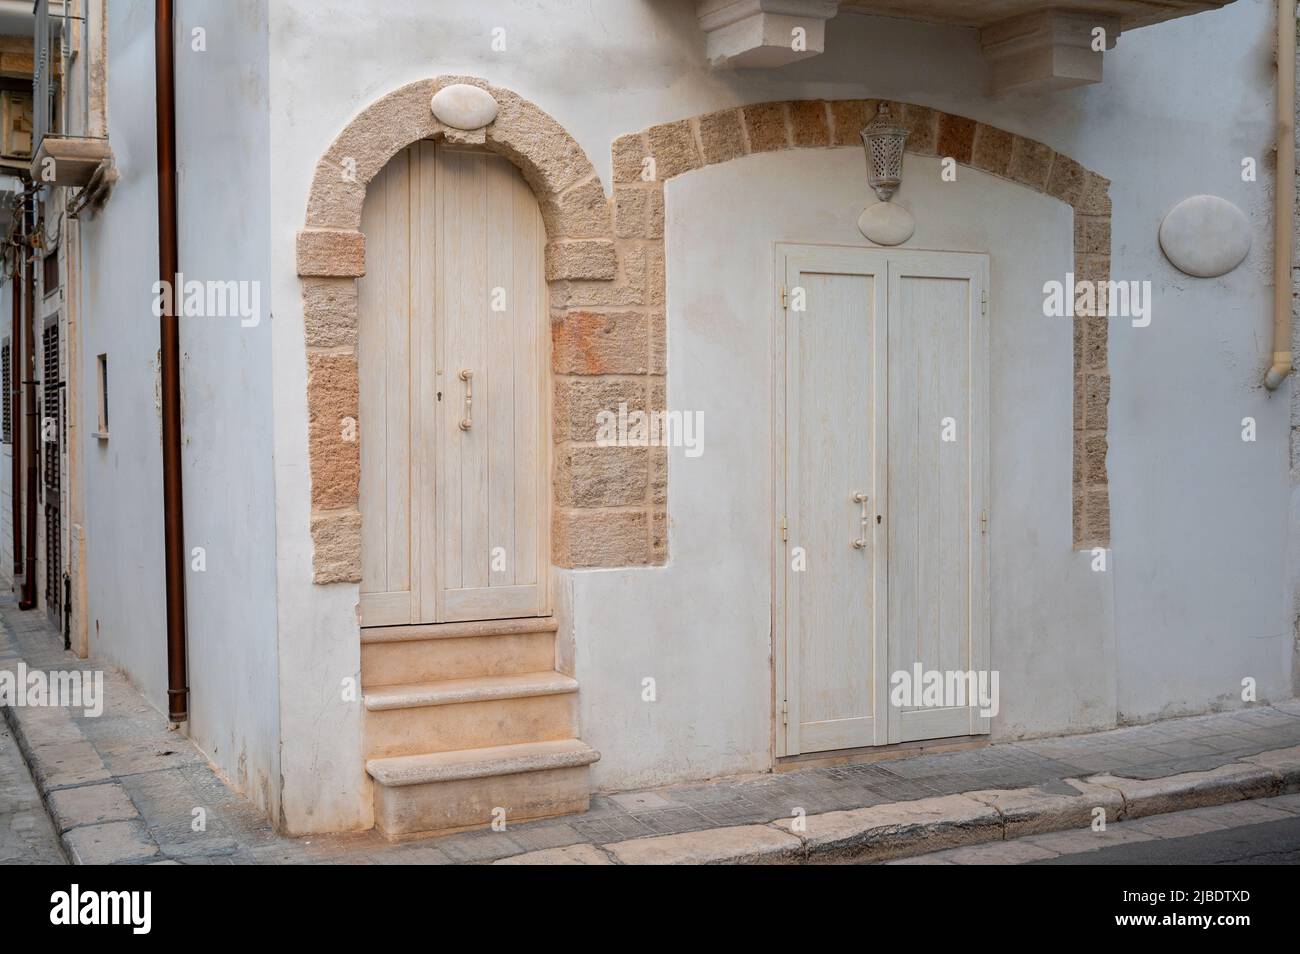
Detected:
[437,391,442,401]
[876,514,881,524]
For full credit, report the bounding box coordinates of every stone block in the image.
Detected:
[696,109,746,165]
[552,509,649,567]
[555,446,650,508]
[554,378,648,443]
[545,240,618,281]
[789,101,829,147]
[307,352,360,510]
[552,310,649,375]
[1088,763,1280,819]
[936,113,977,164]
[302,277,359,349]
[646,119,702,180]
[63,820,159,865]
[606,825,802,865]
[774,794,1001,861]
[297,228,366,278]
[1007,136,1054,192]
[311,508,363,584]
[742,102,789,153]
[47,783,140,832]
[970,124,1014,176]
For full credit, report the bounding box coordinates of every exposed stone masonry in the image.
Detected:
[298,80,1112,583]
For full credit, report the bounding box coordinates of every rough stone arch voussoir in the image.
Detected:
[608,99,1111,549]
[297,77,668,584]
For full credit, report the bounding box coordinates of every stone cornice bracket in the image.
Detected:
[696,0,841,68]
[980,11,1121,94]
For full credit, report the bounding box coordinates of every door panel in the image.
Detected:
[432,146,548,622]
[777,245,988,755]
[885,255,988,743]
[359,142,548,627]
[358,148,414,626]
[779,247,888,756]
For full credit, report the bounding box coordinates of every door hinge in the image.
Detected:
[980,509,988,534]
[782,700,789,725]
[781,285,788,310]
[980,291,988,316]
[781,516,788,542]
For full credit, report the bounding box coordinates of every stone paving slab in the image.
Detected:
[3,594,1300,865]
[0,722,64,864]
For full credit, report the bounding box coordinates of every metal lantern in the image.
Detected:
[860,103,909,202]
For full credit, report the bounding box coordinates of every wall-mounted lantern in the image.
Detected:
[861,103,908,202]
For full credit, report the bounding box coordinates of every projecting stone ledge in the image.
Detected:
[696,0,841,69]
[980,11,1120,93]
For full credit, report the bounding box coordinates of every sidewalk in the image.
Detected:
[2,595,1299,864]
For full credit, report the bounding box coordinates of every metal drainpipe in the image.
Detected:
[10,219,22,581]
[155,0,188,723]
[19,197,36,610]
[1265,0,1297,390]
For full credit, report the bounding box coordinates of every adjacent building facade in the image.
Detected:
[0,0,1296,838]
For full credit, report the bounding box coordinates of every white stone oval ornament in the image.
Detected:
[1158,194,1251,278]
[858,201,914,246]
[430,84,499,131]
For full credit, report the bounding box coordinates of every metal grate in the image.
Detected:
[1,340,9,444]
[42,318,61,624]
[43,322,59,491]
[45,500,60,618]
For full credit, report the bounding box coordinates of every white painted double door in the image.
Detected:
[777,245,990,756]
[358,141,549,627]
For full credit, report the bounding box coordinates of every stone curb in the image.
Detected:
[6,634,1300,866]
[1,700,161,865]
[501,747,1300,865]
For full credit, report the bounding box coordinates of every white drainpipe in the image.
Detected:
[1265,0,1296,390]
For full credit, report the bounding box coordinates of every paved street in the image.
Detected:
[0,722,64,864]
[1033,813,1300,864]
[890,793,1300,864]
[4,594,1300,864]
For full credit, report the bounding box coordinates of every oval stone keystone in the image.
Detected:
[431,84,499,130]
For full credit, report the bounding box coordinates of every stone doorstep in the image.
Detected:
[504,749,1300,865]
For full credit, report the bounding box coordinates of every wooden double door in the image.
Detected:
[358,141,549,627]
[776,245,990,755]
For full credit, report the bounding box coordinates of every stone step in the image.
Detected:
[363,672,580,759]
[360,616,559,644]
[361,618,558,686]
[367,739,600,837]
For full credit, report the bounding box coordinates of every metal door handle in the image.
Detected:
[852,492,868,549]
[458,369,473,430]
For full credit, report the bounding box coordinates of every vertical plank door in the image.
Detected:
[885,251,989,743]
[778,245,889,756]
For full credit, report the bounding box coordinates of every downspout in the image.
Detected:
[1265,0,1296,390]
[10,226,21,581]
[155,0,188,723]
[19,198,36,610]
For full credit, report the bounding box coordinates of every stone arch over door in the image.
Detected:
[298,77,668,583]
[610,100,1112,549]
[298,86,1111,584]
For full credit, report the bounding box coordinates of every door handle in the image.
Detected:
[458,369,473,431]
[852,492,868,549]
